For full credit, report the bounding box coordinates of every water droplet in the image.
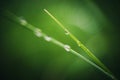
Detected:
[44,36,51,42]
[34,28,42,37]
[65,29,70,35]
[19,17,27,26]
[64,45,71,52]
[65,32,70,35]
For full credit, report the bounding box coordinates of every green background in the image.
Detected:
[0,0,120,80]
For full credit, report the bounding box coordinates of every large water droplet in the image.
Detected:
[34,28,42,37]
[44,36,51,42]
[64,45,71,52]
[19,17,27,26]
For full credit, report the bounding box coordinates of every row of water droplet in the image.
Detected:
[18,17,71,52]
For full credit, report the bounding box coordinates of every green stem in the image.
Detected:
[44,9,117,80]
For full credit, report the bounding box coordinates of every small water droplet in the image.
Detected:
[64,45,71,52]
[19,17,27,26]
[65,32,70,35]
[34,28,42,37]
[65,29,70,35]
[44,36,51,42]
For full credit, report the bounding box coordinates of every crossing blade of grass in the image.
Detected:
[44,9,117,80]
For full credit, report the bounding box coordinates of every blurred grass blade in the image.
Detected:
[44,9,117,80]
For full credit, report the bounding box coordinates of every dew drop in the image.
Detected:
[19,17,27,26]
[64,45,71,52]
[34,28,42,37]
[65,29,70,35]
[44,36,51,42]
[65,32,70,35]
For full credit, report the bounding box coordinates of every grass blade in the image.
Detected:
[44,9,117,80]
[5,10,117,80]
